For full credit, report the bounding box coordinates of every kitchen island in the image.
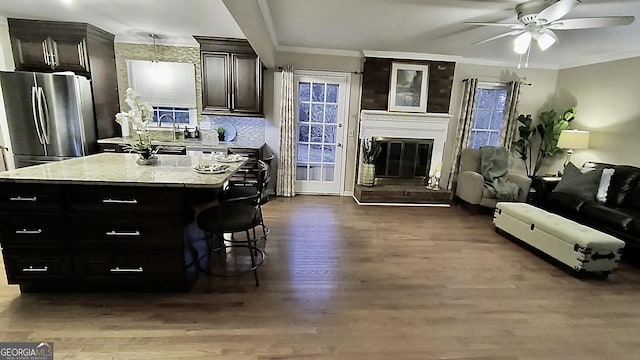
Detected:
[0,153,245,292]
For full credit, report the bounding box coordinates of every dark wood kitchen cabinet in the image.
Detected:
[0,183,190,292]
[0,183,72,289]
[194,36,263,116]
[8,18,121,139]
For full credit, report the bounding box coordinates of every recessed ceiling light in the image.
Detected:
[62,0,72,4]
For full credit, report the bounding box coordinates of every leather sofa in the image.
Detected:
[542,162,640,254]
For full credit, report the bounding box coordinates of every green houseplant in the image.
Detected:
[513,108,575,176]
[216,127,226,141]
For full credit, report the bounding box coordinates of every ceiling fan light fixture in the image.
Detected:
[534,31,557,51]
[514,32,532,54]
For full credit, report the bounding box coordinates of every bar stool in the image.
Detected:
[196,192,265,288]
[222,159,271,244]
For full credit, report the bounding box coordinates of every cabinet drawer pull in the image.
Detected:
[22,266,48,273]
[103,148,116,152]
[102,198,138,204]
[106,230,141,236]
[110,267,144,273]
[9,196,37,202]
[16,229,43,235]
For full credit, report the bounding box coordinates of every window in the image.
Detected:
[150,107,197,127]
[469,84,508,149]
[126,60,198,128]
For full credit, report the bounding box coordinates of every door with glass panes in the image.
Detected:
[295,73,349,194]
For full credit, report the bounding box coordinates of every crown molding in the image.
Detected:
[276,45,361,58]
[362,50,461,63]
[457,56,560,70]
[559,49,640,70]
[257,0,279,47]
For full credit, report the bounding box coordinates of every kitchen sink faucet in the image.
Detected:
[158,114,178,140]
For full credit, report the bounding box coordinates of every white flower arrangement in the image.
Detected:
[115,88,158,156]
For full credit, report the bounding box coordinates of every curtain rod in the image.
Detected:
[277,66,362,74]
[462,78,532,86]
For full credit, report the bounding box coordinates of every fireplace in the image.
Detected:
[359,110,452,184]
[355,110,453,204]
[374,137,434,184]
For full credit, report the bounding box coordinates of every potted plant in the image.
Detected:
[216,127,226,141]
[360,137,382,186]
[513,108,575,176]
[115,88,160,164]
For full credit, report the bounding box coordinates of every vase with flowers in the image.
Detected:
[115,88,160,165]
[359,137,381,186]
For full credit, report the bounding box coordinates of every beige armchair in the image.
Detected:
[455,148,531,209]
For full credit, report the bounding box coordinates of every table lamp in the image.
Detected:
[557,129,590,167]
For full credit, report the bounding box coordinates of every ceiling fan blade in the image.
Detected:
[548,16,635,30]
[535,0,580,24]
[465,22,524,29]
[473,30,525,45]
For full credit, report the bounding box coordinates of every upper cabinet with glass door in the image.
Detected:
[194,36,263,116]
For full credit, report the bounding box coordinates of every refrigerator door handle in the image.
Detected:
[37,87,50,144]
[31,86,45,145]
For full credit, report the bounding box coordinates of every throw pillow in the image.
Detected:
[596,168,615,202]
[553,162,603,201]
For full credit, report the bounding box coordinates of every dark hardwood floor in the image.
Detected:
[2,195,640,359]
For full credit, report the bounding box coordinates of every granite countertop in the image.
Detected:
[98,137,265,150]
[0,153,246,188]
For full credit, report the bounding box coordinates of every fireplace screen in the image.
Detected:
[373,137,433,181]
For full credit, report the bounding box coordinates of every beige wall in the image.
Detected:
[271,51,363,195]
[444,63,559,183]
[553,56,640,170]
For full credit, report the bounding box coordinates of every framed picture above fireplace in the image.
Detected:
[388,62,429,113]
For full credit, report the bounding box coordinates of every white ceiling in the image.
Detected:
[1,0,639,69]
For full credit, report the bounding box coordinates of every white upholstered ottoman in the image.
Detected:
[493,202,625,276]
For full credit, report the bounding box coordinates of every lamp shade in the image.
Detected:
[557,129,590,150]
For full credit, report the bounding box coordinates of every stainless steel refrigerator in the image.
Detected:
[0,71,97,168]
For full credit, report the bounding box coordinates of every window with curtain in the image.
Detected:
[468,83,508,149]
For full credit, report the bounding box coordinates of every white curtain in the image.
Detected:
[498,81,523,150]
[447,78,478,192]
[276,65,296,197]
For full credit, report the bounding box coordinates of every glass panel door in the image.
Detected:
[294,73,349,194]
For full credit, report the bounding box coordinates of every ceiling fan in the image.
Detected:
[467,0,634,55]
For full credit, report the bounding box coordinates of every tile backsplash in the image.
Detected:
[200,116,265,143]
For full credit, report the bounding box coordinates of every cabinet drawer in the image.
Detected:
[2,250,73,284]
[0,183,63,212]
[0,215,65,248]
[98,143,124,153]
[70,216,182,249]
[68,186,182,214]
[75,251,185,283]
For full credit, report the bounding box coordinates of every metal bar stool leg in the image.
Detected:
[246,229,259,286]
